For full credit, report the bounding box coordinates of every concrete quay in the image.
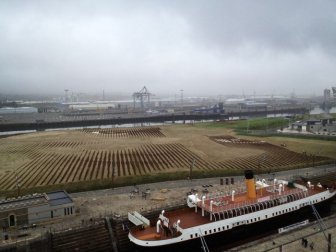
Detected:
[230,214,336,252]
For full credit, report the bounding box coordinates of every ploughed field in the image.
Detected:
[0,125,333,191]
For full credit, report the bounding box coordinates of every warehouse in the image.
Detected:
[0,191,74,228]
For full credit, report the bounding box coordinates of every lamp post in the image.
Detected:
[313,154,315,167]
[264,115,270,135]
[15,168,20,197]
[180,89,184,110]
[112,164,115,189]
[189,158,195,181]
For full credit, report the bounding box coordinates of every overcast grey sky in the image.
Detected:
[0,0,335,97]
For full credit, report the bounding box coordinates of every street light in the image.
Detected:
[265,116,269,134]
[15,168,21,197]
[180,89,184,110]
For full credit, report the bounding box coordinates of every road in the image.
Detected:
[70,164,336,199]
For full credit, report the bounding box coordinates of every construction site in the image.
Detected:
[0,168,335,252]
[1,87,336,252]
[0,118,335,251]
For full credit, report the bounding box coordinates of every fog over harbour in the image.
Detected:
[0,1,336,97]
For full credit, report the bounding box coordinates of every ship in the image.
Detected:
[128,170,336,250]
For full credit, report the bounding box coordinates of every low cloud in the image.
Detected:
[0,1,335,97]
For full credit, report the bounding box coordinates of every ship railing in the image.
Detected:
[199,187,307,211]
[202,187,308,207]
[267,188,308,200]
[201,188,310,217]
[223,190,310,220]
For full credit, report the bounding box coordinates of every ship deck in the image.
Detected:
[130,208,209,241]
[130,182,325,241]
[202,185,292,214]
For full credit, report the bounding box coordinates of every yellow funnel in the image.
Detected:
[244,170,257,199]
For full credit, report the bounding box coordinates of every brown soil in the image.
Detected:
[0,124,333,191]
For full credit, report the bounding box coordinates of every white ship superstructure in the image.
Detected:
[128,170,335,247]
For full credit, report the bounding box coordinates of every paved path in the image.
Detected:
[70,164,336,199]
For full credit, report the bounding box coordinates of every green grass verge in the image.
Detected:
[195,117,336,141]
[235,117,289,131]
[236,129,336,141]
[195,117,289,131]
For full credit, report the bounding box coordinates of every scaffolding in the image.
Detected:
[199,229,210,252]
[310,203,329,243]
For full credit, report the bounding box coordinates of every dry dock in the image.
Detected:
[230,214,336,252]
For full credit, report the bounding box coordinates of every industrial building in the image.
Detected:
[290,119,336,136]
[0,191,74,228]
[324,88,331,102]
[307,119,336,135]
[0,107,38,114]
